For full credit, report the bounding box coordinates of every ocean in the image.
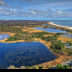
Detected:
[48,20,72,27]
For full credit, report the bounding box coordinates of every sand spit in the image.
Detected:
[0,39,25,43]
[0,32,16,36]
[47,22,72,30]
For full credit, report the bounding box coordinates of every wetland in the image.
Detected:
[0,20,72,69]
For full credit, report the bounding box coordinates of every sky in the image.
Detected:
[0,0,72,20]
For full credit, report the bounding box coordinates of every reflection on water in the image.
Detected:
[0,34,10,40]
[33,27,67,33]
[0,42,57,69]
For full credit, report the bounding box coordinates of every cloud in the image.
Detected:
[0,7,72,19]
[0,0,6,6]
[31,11,36,14]
[10,9,17,12]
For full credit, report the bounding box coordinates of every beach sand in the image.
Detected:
[47,22,72,30]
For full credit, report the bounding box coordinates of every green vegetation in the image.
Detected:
[39,66,44,69]
[56,64,63,69]
[6,34,22,41]
[0,26,22,33]
[66,41,72,46]
[54,33,64,37]
[66,48,72,55]
[6,31,50,42]
[69,42,72,46]
[20,31,28,34]
[56,64,70,69]
[50,41,65,54]
[66,41,72,55]
[41,36,57,42]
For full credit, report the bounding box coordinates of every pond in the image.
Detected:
[60,34,72,39]
[0,42,57,69]
[33,27,67,33]
[0,34,10,40]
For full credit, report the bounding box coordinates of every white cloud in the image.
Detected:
[0,7,72,18]
[5,12,10,15]
[10,9,17,12]
[31,11,36,14]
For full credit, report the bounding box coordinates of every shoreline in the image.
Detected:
[47,22,72,31]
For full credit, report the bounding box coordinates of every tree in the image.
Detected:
[69,42,72,46]
[65,65,70,69]
[39,66,43,69]
[67,41,69,44]
[56,64,63,69]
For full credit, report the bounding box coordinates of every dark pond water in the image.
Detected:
[33,27,67,33]
[0,34,10,40]
[0,42,57,69]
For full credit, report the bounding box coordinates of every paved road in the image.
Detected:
[49,60,72,69]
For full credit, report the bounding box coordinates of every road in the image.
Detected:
[49,60,72,69]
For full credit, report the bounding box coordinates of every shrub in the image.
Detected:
[56,64,63,69]
[27,66,33,69]
[65,65,70,69]
[39,66,43,69]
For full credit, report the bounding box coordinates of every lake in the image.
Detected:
[0,42,57,69]
[33,27,67,33]
[0,34,10,40]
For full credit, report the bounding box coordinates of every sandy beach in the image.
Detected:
[47,22,72,30]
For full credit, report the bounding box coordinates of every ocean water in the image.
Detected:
[0,42,57,69]
[49,20,72,27]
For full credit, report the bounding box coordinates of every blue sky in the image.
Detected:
[0,0,72,20]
